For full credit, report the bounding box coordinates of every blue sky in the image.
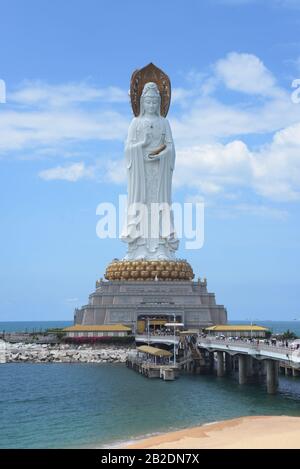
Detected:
[1,0,300,321]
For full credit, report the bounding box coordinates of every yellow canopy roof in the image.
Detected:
[205,325,269,332]
[149,320,167,325]
[63,324,131,332]
[137,345,172,357]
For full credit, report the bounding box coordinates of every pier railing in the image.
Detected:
[135,334,179,344]
[197,337,300,366]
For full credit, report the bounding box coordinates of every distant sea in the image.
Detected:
[1,319,300,335]
[0,321,73,333]
[229,320,300,337]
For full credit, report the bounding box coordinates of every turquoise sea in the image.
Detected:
[1,319,300,334]
[1,320,300,448]
[0,321,72,333]
[1,363,300,449]
[230,320,300,336]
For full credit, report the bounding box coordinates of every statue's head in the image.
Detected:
[140,82,161,116]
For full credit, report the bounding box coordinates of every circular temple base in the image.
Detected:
[105,259,194,281]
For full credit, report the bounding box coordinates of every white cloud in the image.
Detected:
[104,159,126,184]
[214,52,280,97]
[215,0,300,8]
[9,81,128,107]
[252,124,300,201]
[174,141,252,192]
[39,162,94,182]
[171,88,196,105]
[214,203,289,221]
[38,158,127,184]
[170,89,300,148]
[171,98,258,144]
[101,52,300,205]
[233,203,288,219]
[0,81,129,156]
[0,79,6,104]
[2,53,300,210]
[172,120,300,202]
[279,0,300,8]
[0,108,128,153]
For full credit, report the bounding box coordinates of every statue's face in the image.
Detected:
[143,95,160,115]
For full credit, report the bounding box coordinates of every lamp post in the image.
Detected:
[165,316,184,366]
[173,313,176,365]
[131,320,136,338]
[245,317,253,340]
[133,306,138,337]
[147,317,150,346]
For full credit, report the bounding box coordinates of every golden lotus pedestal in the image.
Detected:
[105,259,194,281]
[75,260,227,329]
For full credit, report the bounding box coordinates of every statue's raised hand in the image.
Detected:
[141,132,152,148]
[149,144,166,157]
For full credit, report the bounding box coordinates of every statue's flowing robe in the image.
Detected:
[121,116,178,258]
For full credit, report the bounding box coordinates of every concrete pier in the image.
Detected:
[252,358,261,377]
[208,352,215,372]
[246,356,254,377]
[285,366,292,376]
[225,353,233,374]
[238,355,248,385]
[126,357,178,381]
[193,337,300,394]
[266,359,278,394]
[217,351,225,377]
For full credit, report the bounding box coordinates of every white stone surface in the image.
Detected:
[75,279,227,329]
[121,82,178,260]
[3,343,132,364]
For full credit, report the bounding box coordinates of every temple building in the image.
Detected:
[205,325,270,338]
[63,324,132,340]
[74,275,227,331]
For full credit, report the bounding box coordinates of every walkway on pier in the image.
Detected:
[197,337,300,394]
[126,347,178,381]
[197,337,300,367]
[135,334,179,345]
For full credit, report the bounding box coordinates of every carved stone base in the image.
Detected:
[104,259,194,281]
[74,278,227,329]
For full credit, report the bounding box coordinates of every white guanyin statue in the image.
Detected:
[121,79,179,260]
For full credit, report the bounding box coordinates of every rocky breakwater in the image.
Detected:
[4,342,133,363]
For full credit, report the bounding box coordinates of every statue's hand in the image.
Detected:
[141,132,152,148]
[149,144,166,157]
[146,154,159,161]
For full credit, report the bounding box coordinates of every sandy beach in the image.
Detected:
[123,416,300,449]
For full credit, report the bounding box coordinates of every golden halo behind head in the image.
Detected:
[130,63,171,117]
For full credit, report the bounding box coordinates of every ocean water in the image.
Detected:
[0,321,73,333]
[1,363,300,449]
[1,320,300,335]
[229,320,300,337]
[1,320,300,448]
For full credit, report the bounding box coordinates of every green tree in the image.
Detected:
[281,329,298,340]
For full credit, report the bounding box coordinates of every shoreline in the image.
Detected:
[121,415,300,449]
[1,342,132,364]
